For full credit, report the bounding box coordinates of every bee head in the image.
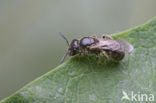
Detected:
[68,39,79,56]
[59,32,79,63]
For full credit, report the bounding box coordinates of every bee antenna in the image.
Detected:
[59,32,70,46]
[60,49,68,63]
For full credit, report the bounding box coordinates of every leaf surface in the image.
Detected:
[1,17,156,103]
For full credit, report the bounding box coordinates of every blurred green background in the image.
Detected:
[0,0,156,100]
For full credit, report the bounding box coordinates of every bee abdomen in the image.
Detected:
[108,51,125,61]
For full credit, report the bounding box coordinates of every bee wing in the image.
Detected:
[117,39,133,53]
[89,39,121,51]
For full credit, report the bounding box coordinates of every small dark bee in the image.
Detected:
[59,32,133,63]
[59,32,99,63]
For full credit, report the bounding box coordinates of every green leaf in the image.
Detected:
[1,17,156,103]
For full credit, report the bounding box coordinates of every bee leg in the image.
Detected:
[96,54,102,65]
[79,49,84,55]
[102,35,113,40]
[78,49,82,55]
[83,49,86,55]
[101,51,109,60]
[89,35,97,38]
[89,35,100,41]
[96,54,100,60]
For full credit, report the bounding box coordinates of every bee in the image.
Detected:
[59,32,133,63]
